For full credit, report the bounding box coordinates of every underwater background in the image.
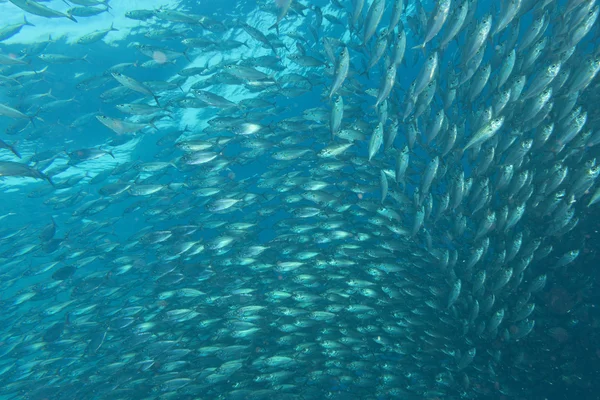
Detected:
[0,0,600,398]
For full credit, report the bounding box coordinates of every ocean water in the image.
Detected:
[0,0,600,399]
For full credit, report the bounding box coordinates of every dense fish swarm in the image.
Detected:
[0,0,600,399]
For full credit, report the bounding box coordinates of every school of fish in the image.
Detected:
[0,0,599,398]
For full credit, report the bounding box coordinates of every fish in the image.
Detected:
[492,0,522,37]
[0,103,32,121]
[8,0,78,23]
[0,139,21,159]
[368,122,384,161]
[0,15,34,42]
[439,0,468,50]
[69,0,111,6]
[96,115,156,135]
[68,148,115,165]
[461,13,492,66]
[374,65,396,108]
[67,6,109,18]
[0,1,596,399]
[328,46,350,99]
[192,89,238,109]
[241,22,278,54]
[38,53,89,64]
[330,96,343,139]
[388,0,405,33]
[390,23,406,66]
[363,0,385,45]
[268,0,293,36]
[0,160,53,185]
[412,0,451,51]
[464,117,505,150]
[76,23,118,45]
[413,51,438,98]
[111,72,160,106]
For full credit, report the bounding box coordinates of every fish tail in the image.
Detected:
[44,173,55,187]
[24,16,34,27]
[28,108,41,127]
[33,108,44,124]
[9,143,21,159]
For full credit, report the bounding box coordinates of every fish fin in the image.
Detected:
[82,54,91,64]
[411,43,427,58]
[110,22,118,31]
[24,15,34,27]
[67,13,78,23]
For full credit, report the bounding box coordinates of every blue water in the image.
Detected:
[1,0,600,399]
